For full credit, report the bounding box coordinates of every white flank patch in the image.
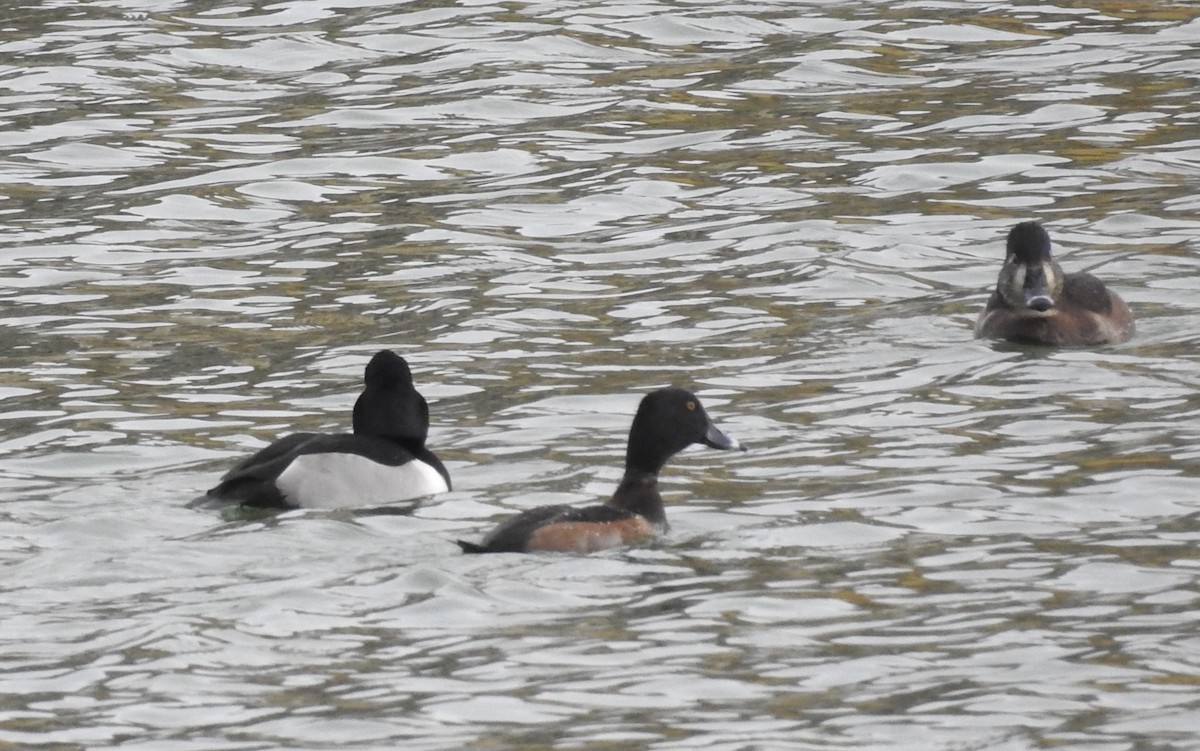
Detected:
[275,453,449,509]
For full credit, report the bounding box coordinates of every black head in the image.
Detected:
[998,222,1064,313]
[352,350,430,446]
[362,349,412,388]
[1006,221,1053,265]
[624,387,743,475]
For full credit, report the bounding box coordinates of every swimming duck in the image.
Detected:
[457,387,743,554]
[975,221,1134,345]
[196,350,450,510]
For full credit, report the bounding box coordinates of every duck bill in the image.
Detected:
[702,423,745,452]
[1023,265,1055,312]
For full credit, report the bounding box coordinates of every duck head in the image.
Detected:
[997,221,1065,315]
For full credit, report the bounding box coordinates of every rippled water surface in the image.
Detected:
[3,1,1200,749]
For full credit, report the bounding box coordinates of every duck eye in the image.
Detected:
[686,401,696,411]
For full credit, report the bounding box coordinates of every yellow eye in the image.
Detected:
[686,401,697,411]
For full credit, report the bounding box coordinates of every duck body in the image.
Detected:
[207,432,450,510]
[458,387,742,555]
[195,350,450,510]
[456,503,660,554]
[975,221,1134,346]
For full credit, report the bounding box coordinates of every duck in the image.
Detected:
[194,350,450,510]
[457,387,744,554]
[975,221,1134,346]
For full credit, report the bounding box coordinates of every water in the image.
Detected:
[3,1,1200,749]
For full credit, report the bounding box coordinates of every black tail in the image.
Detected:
[186,492,242,510]
[354,502,421,517]
[456,539,493,554]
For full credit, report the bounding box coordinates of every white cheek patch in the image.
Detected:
[1010,261,1025,289]
[276,453,449,509]
[1042,262,1059,292]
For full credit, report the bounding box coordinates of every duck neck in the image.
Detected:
[608,469,666,527]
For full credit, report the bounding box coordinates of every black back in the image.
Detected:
[1062,272,1114,314]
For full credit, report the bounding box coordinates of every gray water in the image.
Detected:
[3,1,1200,749]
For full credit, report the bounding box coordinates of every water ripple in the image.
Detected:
[2,1,1200,750]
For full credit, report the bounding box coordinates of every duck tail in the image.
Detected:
[455,539,493,554]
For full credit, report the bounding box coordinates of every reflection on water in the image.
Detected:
[3,1,1200,749]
